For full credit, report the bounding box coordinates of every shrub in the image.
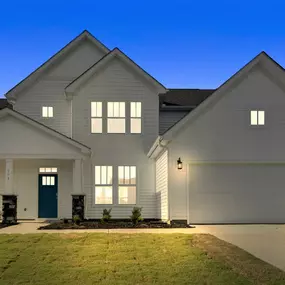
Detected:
[73,215,81,225]
[130,207,143,225]
[101,208,112,223]
[63,218,69,224]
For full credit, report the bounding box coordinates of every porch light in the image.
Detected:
[177,157,183,170]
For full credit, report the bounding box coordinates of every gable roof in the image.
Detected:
[162,51,285,140]
[65,48,167,95]
[160,89,216,106]
[5,30,109,101]
[0,108,91,154]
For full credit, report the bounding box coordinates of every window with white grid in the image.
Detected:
[95,166,113,204]
[130,102,141,133]
[250,110,265,126]
[118,166,136,204]
[107,102,125,133]
[91,102,103,133]
[42,106,53,118]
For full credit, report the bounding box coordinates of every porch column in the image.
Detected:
[5,159,14,194]
[72,159,83,194]
[72,159,85,220]
[2,159,17,224]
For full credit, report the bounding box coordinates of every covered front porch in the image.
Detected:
[0,158,85,219]
[0,108,91,220]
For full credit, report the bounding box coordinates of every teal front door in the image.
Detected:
[38,174,58,218]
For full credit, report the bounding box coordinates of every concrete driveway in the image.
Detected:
[197,225,285,271]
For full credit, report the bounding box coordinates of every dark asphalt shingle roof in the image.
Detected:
[0,99,12,109]
[160,89,216,106]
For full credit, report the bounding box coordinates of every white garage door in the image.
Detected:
[188,163,285,223]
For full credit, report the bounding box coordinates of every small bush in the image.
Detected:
[101,208,112,223]
[73,215,81,225]
[130,207,143,225]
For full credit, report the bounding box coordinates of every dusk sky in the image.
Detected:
[0,0,285,96]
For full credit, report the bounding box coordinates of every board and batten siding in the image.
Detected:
[13,40,105,137]
[72,57,159,219]
[155,150,168,220]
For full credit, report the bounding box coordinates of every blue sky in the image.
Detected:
[0,0,285,96]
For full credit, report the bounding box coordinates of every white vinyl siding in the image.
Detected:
[156,150,168,221]
[72,57,158,219]
[13,41,105,137]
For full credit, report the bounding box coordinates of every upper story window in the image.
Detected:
[91,102,102,133]
[130,102,142,133]
[95,166,113,204]
[42,106,53,118]
[107,102,125,133]
[250,110,265,126]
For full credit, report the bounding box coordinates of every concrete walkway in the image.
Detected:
[0,222,206,234]
[198,225,285,272]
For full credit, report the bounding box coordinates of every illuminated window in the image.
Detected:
[107,102,125,133]
[251,110,265,125]
[42,176,55,186]
[118,166,136,204]
[39,167,57,173]
[42,106,53,118]
[91,102,102,133]
[130,102,141,133]
[95,166,113,204]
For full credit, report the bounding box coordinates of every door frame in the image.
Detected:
[38,174,58,218]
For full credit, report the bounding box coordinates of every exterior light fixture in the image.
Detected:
[177,157,183,170]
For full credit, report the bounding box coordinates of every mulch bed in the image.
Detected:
[38,220,192,230]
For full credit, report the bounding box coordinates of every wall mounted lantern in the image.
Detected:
[177,157,183,170]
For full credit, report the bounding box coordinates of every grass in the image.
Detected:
[0,234,284,285]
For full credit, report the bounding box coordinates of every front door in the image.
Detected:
[38,174,58,218]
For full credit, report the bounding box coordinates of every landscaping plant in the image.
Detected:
[130,207,143,225]
[73,215,81,225]
[101,208,112,223]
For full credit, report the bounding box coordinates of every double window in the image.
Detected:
[42,106,53,118]
[250,110,265,126]
[91,102,141,134]
[94,166,137,205]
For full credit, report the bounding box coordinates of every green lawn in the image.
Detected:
[0,233,284,285]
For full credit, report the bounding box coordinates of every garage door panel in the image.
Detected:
[188,164,285,223]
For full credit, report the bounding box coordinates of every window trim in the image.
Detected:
[94,165,113,205]
[118,165,137,205]
[39,167,58,173]
[130,102,142,134]
[107,102,126,134]
[250,110,265,126]
[91,102,103,133]
[42,106,54,118]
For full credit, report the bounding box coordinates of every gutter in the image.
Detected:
[147,136,169,159]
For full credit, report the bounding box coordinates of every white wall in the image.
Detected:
[155,150,168,220]
[168,66,285,220]
[14,40,105,136]
[13,159,73,219]
[0,115,83,157]
[72,57,159,219]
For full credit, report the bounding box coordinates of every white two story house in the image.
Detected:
[1,30,285,224]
